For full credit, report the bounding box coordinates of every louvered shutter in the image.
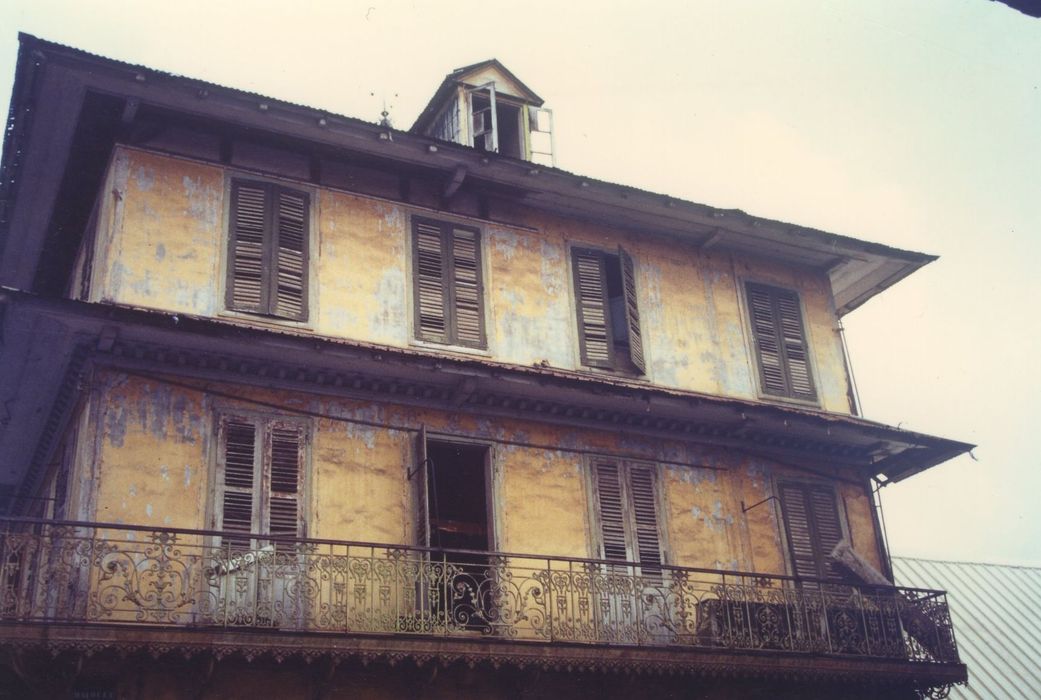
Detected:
[450,227,485,347]
[221,419,259,552]
[747,283,816,401]
[808,485,843,580]
[775,289,815,400]
[593,460,630,562]
[618,247,646,374]
[228,182,269,314]
[628,464,663,577]
[414,221,448,342]
[271,190,309,321]
[779,482,844,582]
[228,181,309,321]
[267,423,304,546]
[573,249,612,368]
[413,426,431,548]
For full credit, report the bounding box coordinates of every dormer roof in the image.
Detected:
[410,59,544,136]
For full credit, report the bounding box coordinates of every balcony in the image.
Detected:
[0,518,963,685]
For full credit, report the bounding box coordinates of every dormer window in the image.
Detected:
[412,60,554,166]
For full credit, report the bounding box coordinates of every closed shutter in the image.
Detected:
[221,419,258,551]
[776,290,815,400]
[414,221,447,342]
[593,460,629,562]
[271,190,309,321]
[268,423,304,544]
[628,464,663,576]
[746,283,816,401]
[227,181,309,321]
[450,227,485,346]
[412,219,486,348]
[779,482,844,581]
[618,246,646,374]
[228,183,268,315]
[573,249,612,368]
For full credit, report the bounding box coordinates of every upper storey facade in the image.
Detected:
[77,144,851,412]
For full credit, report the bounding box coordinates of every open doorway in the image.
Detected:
[416,436,495,631]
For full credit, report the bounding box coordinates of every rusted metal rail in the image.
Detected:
[0,517,959,663]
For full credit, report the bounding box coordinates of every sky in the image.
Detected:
[0,0,1038,566]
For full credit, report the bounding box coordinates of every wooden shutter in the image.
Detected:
[593,460,629,562]
[267,423,304,544]
[746,283,816,401]
[779,482,844,581]
[414,221,448,342]
[221,419,258,551]
[618,247,646,373]
[450,226,485,346]
[628,464,663,576]
[228,180,309,321]
[572,249,612,368]
[776,290,815,400]
[271,190,309,321]
[228,182,269,314]
[412,425,431,548]
[412,219,486,348]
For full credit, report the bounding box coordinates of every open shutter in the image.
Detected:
[618,247,646,373]
[775,289,816,400]
[221,419,259,551]
[412,426,431,548]
[627,464,663,577]
[267,423,304,547]
[573,249,612,368]
[527,106,555,166]
[469,83,498,152]
[227,182,269,314]
[450,226,485,347]
[593,460,629,562]
[271,189,309,321]
[414,221,448,342]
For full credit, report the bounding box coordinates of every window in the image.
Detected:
[571,247,645,373]
[589,458,664,576]
[214,414,308,551]
[226,179,310,321]
[745,282,816,401]
[412,218,486,348]
[777,481,845,582]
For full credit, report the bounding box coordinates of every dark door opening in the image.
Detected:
[425,439,494,631]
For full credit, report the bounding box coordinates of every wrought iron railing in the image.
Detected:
[0,518,959,663]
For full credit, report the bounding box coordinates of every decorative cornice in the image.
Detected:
[0,623,967,689]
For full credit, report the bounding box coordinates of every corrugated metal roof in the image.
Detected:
[893,557,1041,700]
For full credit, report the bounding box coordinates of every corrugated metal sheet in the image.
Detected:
[893,557,1041,700]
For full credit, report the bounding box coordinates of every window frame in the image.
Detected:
[585,456,668,576]
[222,175,316,326]
[409,216,488,350]
[741,280,819,404]
[569,244,647,375]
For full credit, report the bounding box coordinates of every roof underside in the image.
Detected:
[0,291,973,503]
[1,34,935,315]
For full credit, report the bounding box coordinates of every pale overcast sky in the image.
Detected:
[1,1,1038,566]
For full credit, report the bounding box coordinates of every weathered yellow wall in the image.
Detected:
[83,371,882,580]
[92,146,852,413]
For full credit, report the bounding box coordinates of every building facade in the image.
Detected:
[0,37,971,699]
